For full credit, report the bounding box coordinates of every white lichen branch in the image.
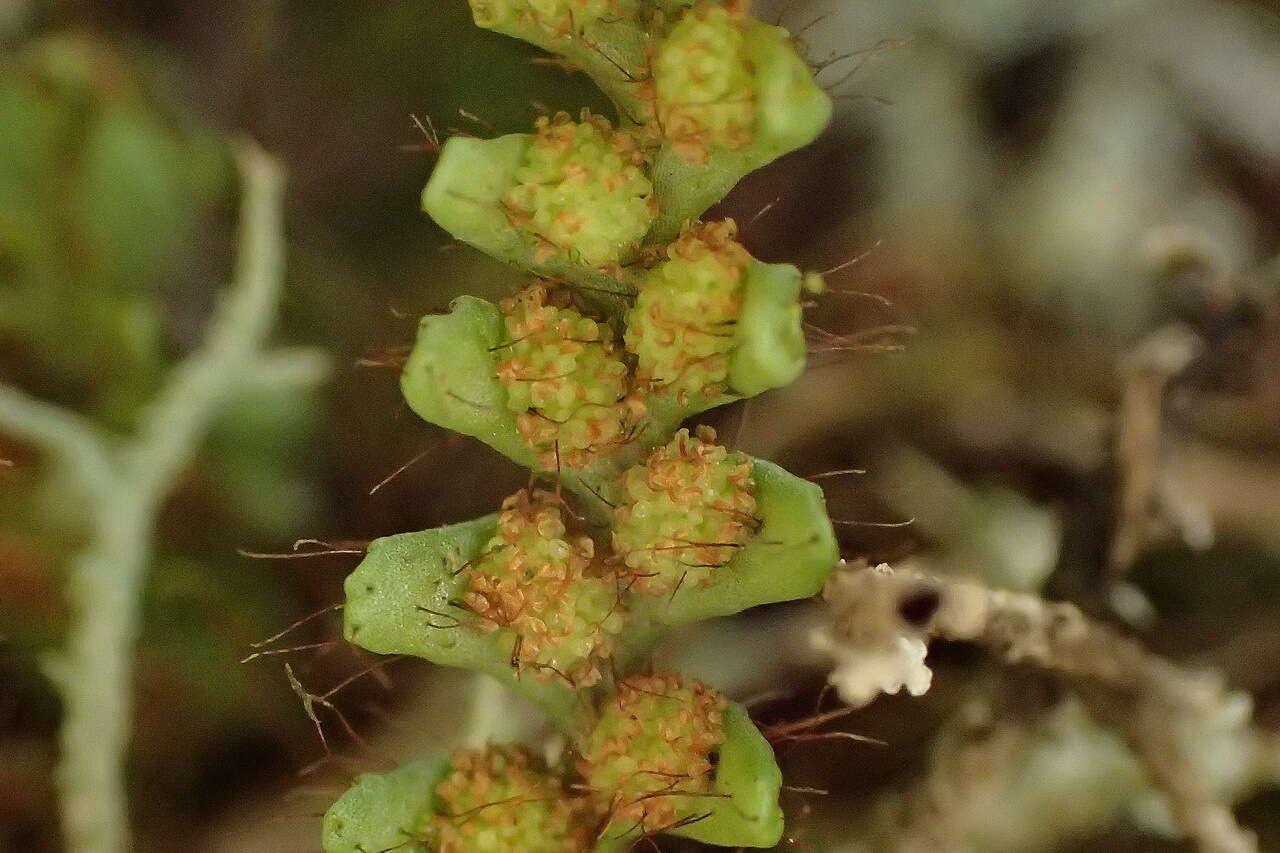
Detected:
[817,564,1261,853]
[0,139,325,853]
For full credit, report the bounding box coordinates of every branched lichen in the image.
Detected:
[0,140,320,853]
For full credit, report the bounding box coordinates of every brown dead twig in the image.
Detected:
[821,564,1260,853]
[1109,323,1205,576]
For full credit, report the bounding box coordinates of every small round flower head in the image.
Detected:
[504,111,656,267]
[423,745,590,853]
[612,426,757,596]
[653,0,756,164]
[471,0,632,42]
[577,672,728,834]
[464,489,626,685]
[497,282,644,470]
[624,220,751,402]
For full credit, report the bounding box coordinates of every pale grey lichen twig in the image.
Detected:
[0,139,321,853]
[820,565,1260,853]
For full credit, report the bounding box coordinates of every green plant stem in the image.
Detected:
[0,138,297,853]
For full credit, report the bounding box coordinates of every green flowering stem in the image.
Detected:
[322,759,449,853]
[0,140,320,853]
[341,516,582,726]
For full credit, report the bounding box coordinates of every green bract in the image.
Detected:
[467,0,652,123]
[341,515,581,725]
[322,758,449,853]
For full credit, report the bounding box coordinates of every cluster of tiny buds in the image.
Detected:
[464,489,625,686]
[652,0,755,163]
[496,282,646,471]
[425,744,590,853]
[504,110,656,268]
[627,219,751,404]
[577,672,728,833]
[613,425,758,595]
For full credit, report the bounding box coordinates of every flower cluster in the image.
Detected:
[504,112,656,266]
[578,672,728,833]
[613,426,757,595]
[626,219,752,402]
[464,489,625,686]
[653,0,756,162]
[424,745,590,853]
[496,282,643,469]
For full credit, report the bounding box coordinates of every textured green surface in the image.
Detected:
[321,759,449,853]
[646,19,833,241]
[422,134,641,305]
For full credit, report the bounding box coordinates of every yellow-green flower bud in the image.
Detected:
[504,111,656,267]
[425,745,591,853]
[625,220,750,403]
[654,0,756,164]
[464,490,625,686]
[612,426,757,596]
[497,282,644,470]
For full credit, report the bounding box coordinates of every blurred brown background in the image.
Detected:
[1,0,1279,850]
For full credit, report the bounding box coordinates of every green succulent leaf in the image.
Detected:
[341,516,580,726]
[322,758,449,853]
[466,0,654,123]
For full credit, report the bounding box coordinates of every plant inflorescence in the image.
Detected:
[323,0,839,849]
